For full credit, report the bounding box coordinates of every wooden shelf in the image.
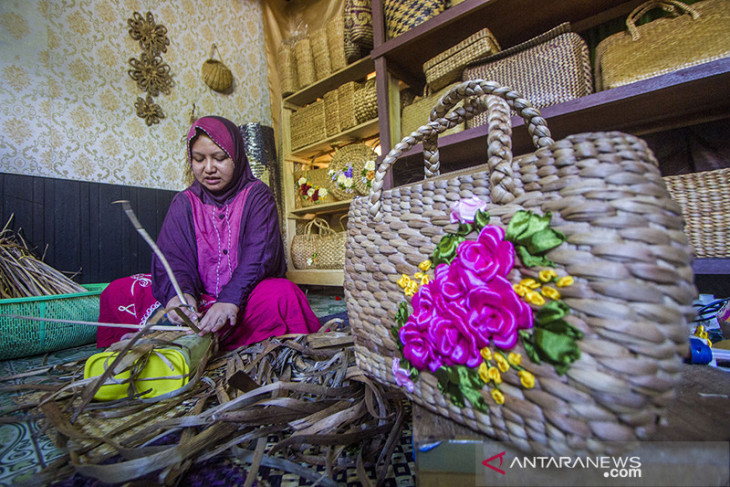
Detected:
[371,0,644,87]
[391,58,730,182]
[286,269,344,287]
[289,118,380,161]
[284,57,375,108]
[288,199,353,219]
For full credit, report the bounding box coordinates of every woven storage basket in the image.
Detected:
[294,167,334,208]
[323,89,341,137]
[402,82,466,138]
[664,167,730,258]
[328,143,379,199]
[0,283,108,360]
[345,0,374,54]
[463,23,592,128]
[294,37,315,88]
[290,100,326,151]
[327,15,347,72]
[278,42,299,97]
[338,81,359,131]
[311,27,332,81]
[384,0,446,39]
[354,78,378,124]
[424,27,501,92]
[291,218,346,270]
[344,80,695,455]
[595,0,730,91]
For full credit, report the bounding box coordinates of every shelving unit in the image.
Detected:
[368,0,730,275]
[281,57,378,287]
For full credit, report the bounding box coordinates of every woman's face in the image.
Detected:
[190,135,235,193]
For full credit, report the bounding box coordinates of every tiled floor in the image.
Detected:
[0,289,360,486]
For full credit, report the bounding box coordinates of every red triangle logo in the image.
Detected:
[482,451,506,475]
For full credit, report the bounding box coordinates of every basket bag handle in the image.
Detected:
[304,217,337,236]
[368,80,554,219]
[626,1,700,40]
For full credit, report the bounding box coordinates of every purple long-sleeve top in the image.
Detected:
[151,116,286,311]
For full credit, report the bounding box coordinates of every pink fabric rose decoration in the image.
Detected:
[450,196,488,224]
[399,221,533,372]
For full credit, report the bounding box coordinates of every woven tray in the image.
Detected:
[328,143,378,199]
[344,80,694,456]
[595,0,730,90]
[463,24,593,128]
[290,100,326,150]
[327,15,347,72]
[294,167,333,208]
[664,167,730,258]
[0,283,108,360]
[424,27,501,91]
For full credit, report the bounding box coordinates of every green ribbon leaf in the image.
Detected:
[395,301,410,327]
[474,209,491,232]
[506,210,566,268]
[432,233,465,266]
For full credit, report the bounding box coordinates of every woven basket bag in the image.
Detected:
[328,143,379,200]
[595,0,730,91]
[344,80,696,455]
[291,217,347,270]
[463,23,593,128]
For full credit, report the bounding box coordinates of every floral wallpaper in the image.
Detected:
[0,0,271,191]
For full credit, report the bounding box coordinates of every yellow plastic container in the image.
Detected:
[84,334,211,401]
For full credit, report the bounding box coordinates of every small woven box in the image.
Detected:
[338,81,359,131]
[290,100,326,150]
[354,78,378,124]
[402,83,465,138]
[424,27,501,91]
[384,0,446,39]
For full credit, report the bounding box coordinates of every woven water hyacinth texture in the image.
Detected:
[344,80,696,456]
[463,24,592,127]
[384,0,446,39]
[595,0,730,90]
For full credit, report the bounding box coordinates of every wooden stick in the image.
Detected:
[0,314,189,332]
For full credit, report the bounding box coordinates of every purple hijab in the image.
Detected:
[151,116,286,309]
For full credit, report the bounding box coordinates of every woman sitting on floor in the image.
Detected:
[97,115,320,349]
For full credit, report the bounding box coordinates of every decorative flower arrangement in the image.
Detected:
[391,196,582,412]
[297,176,328,204]
[306,252,318,267]
[361,159,376,189]
[329,165,355,195]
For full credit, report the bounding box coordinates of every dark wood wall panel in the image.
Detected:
[0,173,177,285]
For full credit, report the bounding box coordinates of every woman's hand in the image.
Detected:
[198,302,239,336]
[165,293,200,326]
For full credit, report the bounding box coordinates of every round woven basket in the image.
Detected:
[328,143,377,199]
[201,44,233,93]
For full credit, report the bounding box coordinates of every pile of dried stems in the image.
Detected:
[0,318,409,486]
[0,216,86,299]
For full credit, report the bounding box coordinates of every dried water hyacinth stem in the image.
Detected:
[0,215,86,298]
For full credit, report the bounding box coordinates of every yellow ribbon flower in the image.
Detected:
[480,347,492,361]
[478,362,489,384]
[491,389,505,405]
[397,274,411,289]
[518,370,536,389]
[525,291,546,306]
[557,276,574,287]
[541,286,561,300]
[419,260,432,272]
[520,278,541,289]
[420,275,430,286]
[508,352,522,367]
[414,272,425,279]
[488,366,502,384]
[512,284,528,297]
[538,269,558,283]
[494,353,510,373]
[404,281,419,297]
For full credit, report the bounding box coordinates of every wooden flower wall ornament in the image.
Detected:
[127,11,173,126]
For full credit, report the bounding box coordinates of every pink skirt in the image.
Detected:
[96,274,321,350]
